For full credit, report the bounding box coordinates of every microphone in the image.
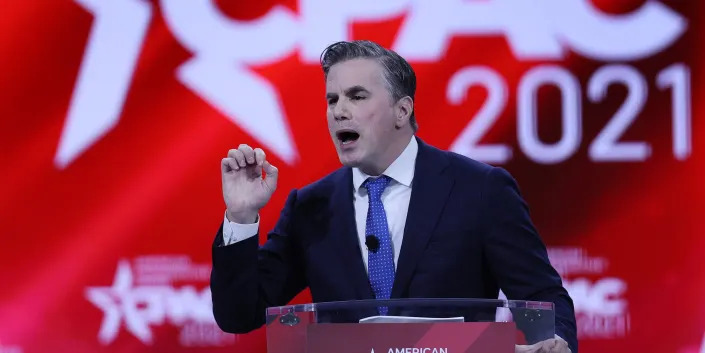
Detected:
[365,235,380,253]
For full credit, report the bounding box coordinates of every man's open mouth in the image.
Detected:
[336,130,360,145]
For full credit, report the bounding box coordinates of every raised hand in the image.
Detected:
[221,144,279,224]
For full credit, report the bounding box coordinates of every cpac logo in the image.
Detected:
[85,260,213,345]
[564,277,630,338]
[564,277,626,316]
[547,247,631,338]
[58,0,686,168]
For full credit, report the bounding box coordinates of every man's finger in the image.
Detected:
[253,164,263,178]
[221,157,240,173]
[548,339,570,353]
[238,144,256,164]
[228,149,246,167]
[263,161,278,191]
[515,344,538,353]
[254,148,266,166]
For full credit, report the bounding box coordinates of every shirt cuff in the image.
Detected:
[222,211,259,246]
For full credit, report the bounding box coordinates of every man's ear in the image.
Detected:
[394,96,414,129]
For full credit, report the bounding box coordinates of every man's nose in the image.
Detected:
[333,100,350,121]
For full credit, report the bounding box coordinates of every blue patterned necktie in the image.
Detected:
[363,175,395,315]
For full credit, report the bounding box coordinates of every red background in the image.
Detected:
[1,1,703,352]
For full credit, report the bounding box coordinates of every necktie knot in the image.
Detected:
[363,175,391,200]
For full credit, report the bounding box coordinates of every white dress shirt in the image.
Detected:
[351,137,416,272]
[222,137,418,275]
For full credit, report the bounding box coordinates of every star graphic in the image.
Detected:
[56,0,298,168]
[85,260,156,344]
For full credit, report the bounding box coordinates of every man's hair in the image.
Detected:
[320,40,418,131]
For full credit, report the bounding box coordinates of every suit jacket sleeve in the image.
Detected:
[481,167,578,353]
[210,189,307,333]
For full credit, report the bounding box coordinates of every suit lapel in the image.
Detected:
[391,138,454,298]
[330,167,375,300]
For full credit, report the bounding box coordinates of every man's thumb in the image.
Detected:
[263,161,279,191]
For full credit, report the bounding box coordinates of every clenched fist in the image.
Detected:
[221,144,278,224]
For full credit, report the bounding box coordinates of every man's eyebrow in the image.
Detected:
[326,86,369,100]
[344,85,369,96]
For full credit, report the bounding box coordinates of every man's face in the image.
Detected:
[325,58,399,172]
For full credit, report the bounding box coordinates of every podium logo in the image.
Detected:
[371,349,448,353]
[85,256,235,346]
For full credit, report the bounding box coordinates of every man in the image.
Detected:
[211,40,576,353]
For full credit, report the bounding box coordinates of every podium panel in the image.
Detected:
[266,299,554,353]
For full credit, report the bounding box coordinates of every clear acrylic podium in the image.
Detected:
[266,298,555,353]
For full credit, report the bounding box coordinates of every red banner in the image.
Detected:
[1,1,703,353]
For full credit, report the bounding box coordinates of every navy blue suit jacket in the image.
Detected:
[211,138,577,352]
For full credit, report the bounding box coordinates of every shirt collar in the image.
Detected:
[352,137,418,192]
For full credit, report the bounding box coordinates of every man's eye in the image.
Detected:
[352,95,365,101]
[327,98,337,105]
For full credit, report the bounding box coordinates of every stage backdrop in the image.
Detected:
[1,1,703,352]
